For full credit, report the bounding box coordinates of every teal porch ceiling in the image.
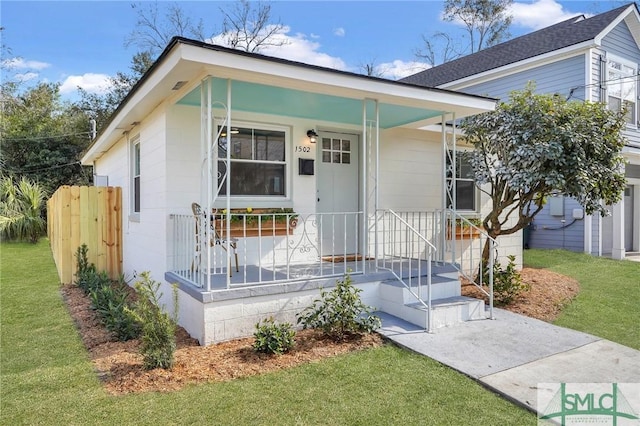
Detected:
[177,78,442,128]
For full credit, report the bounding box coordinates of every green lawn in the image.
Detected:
[524,249,640,350]
[1,240,534,425]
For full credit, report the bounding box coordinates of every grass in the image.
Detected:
[524,249,640,350]
[1,240,535,425]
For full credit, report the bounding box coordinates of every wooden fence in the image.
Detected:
[48,186,122,284]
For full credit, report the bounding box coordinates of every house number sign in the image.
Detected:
[295,146,311,153]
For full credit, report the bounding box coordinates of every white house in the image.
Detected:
[81,38,518,345]
[403,3,640,260]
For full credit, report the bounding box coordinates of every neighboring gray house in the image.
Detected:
[403,3,640,259]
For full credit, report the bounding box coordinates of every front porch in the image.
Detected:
[166,208,495,344]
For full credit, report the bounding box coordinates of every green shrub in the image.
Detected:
[0,176,47,243]
[74,244,97,292]
[485,255,529,306]
[126,272,178,370]
[90,281,139,341]
[297,273,381,341]
[253,317,295,355]
[75,245,139,340]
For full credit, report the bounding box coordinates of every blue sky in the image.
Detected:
[2,1,627,99]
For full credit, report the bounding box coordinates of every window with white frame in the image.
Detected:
[607,56,637,126]
[131,137,141,214]
[447,150,476,211]
[217,125,287,197]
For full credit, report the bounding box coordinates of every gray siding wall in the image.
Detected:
[529,196,585,252]
[602,20,640,148]
[460,54,586,101]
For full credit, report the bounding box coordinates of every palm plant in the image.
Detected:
[0,176,47,243]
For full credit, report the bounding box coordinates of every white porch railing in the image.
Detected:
[376,209,436,331]
[376,209,496,320]
[168,211,365,290]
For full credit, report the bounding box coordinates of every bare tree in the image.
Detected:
[443,0,513,54]
[415,31,462,66]
[220,0,287,52]
[358,58,387,78]
[126,1,207,55]
[126,1,286,55]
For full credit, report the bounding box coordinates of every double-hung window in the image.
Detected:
[131,136,141,215]
[607,56,637,126]
[217,125,287,197]
[447,150,476,211]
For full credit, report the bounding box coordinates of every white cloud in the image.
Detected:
[60,73,111,94]
[376,60,431,80]
[510,0,588,30]
[2,57,51,70]
[14,72,39,82]
[207,25,348,70]
[333,27,346,37]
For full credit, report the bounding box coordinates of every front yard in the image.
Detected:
[2,241,637,424]
[1,240,534,425]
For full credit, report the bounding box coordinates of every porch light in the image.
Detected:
[220,127,240,137]
[306,129,318,143]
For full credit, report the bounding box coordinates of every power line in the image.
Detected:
[1,131,92,142]
[6,161,83,174]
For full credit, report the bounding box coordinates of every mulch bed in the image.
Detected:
[61,266,578,395]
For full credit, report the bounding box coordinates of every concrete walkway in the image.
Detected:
[377,309,640,414]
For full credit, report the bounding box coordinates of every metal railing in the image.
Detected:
[443,210,496,320]
[376,209,496,320]
[376,209,437,332]
[169,211,365,290]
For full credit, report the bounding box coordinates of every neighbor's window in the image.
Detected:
[217,125,286,196]
[447,150,476,211]
[132,137,141,214]
[607,56,637,126]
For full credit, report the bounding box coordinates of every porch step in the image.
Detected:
[404,297,486,330]
[378,274,487,330]
[379,275,461,304]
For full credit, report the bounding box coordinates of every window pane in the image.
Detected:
[255,129,285,161]
[342,153,350,164]
[230,130,252,160]
[322,138,331,150]
[342,140,350,152]
[456,180,475,211]
[134,176,140,212]
[609,96,622,112]
[218,162,285,196]
[332,139,341,150]
[134,143,140,175]
[333,152,341,163]
[623,100,635,124]
[322,151,331,163]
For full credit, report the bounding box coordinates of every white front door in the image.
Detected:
[316,132,359,256]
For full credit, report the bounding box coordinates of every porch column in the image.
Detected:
[611,199,625,260]
[583,214,592,254]
[201,77,214,291]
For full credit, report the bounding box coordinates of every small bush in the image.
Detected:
[297,273,381,341]
[253,317,295,355]
[485,255,529,306]
[90,281,139,341]
[126,272,178,370]
[75,245,139,340]
[74,244,97,292]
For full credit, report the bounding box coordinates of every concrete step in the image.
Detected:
[404,296,487,330]
[379,276,461,305]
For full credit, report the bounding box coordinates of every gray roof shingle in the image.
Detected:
[401,3,636,87]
